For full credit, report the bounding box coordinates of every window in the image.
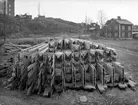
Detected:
[125,26,128,30]
[122,32,125,38]
[115,25,118,30]
[122,25,125,30]
[128,26,131,31]
[128,32,131,37]
[9,8,11,12]
[9,4,11,7]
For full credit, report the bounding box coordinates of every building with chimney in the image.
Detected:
[0,0,15,17]
[101,16,133,39]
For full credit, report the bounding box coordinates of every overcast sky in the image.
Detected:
[15,0,138,24]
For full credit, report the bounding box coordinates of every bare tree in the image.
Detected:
[85,15,93,25]
[86,17,93,25]
[97,10,107,28]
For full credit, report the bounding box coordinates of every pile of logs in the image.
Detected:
[0,42,32,78]
[1,42,31,55]
[5,38,136,97]
[0,64,9,77]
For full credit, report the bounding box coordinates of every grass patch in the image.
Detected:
[92,39,138,53]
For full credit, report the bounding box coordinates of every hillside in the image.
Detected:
[0,14,82,38]
[32,17,82,34]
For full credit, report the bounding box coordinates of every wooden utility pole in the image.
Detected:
[38,2,40,17]
[3,0,6,42]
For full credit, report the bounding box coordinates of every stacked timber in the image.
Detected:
[6,38,136,97]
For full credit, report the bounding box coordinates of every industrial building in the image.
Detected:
[0,0,15,17]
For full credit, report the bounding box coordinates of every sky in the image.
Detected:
[15,0,138,24]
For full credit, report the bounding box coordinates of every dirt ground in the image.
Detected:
[0,38,138,105]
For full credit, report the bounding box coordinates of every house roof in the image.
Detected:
[113,18,133,25]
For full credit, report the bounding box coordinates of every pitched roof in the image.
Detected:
[113,19,133,25]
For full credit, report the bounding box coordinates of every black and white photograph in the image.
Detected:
[0,0,138,105]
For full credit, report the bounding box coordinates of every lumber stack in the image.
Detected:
[6,38,136,97]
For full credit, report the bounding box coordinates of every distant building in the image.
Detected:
[88,23,100,36]
[102,16,133,39]
[15,14,32,20]
[132,25,138,39]
[0,0,15,17]
[34,15,46,20]
[89,23,100,34]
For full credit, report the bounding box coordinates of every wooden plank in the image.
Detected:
[21,42,45,52]
[118,83,127,89]
[27,63,36,72]
[84,85,96,90]
[97,83,105,93]
[127,80,136,88]
[43,87,52,97]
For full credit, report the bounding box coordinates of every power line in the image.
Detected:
[85,12,87,24]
